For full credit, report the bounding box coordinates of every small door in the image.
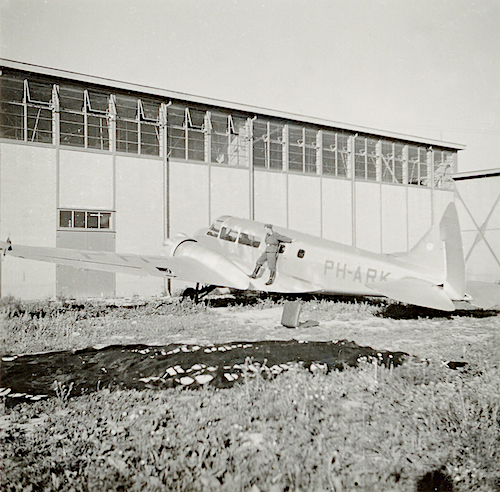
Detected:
[56,230,116,298]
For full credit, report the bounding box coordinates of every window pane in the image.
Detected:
[187,129,204,161]
[0,102,23,140]
[60,112,84,147]
[27,107,52,143]
[141,123,159,156]
[27,80,52,103]
[168,127,186,159]
[59,86,84,111]
[0,76,24,140]
[117,120,138,153]
[60,211,72,227]
[100,213,111,229]
[87,212,99,229]
[87,115,109,150]
[87,91,109,112]
[115,95,137,119]
[74,211,85,228]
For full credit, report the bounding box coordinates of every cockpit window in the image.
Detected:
[239,232,261,248]
[220,227,238,242]
[207,220,224,237]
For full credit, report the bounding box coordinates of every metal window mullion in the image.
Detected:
[84,90,89,149]
[23,80,28,142]
[52,84,60,146]
[137,100,141,155]
[266,122,270,169]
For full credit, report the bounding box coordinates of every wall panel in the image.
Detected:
[381,185,407,252]
[254,171,287,227]
[407,186,432,248]
[210,165,249,222]
[455,177,500,283]
[169,160,209,235]
[0,143,56,298]
[115,156,164,296]
[288,174,321,236]
[321,178,352,244]
[355,181,381,252]
[59,150,114,210]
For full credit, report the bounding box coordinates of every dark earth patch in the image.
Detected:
[1,339,408,406]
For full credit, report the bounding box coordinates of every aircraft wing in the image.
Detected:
[368,277,456,311]
[0,240,251,291]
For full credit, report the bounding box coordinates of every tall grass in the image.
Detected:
[1,296,499,491]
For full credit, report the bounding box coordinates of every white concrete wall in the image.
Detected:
[355,181,381,252]
[210,165,249,221]
[169,160,209,235]
[0,142,57,298]
[321,177,352,245]
[254,171,287,226]
[115,156,165,296]
[59,149,114,210]
[407,186,433,248]
[288,174,321,236]
[455,176,500,283]
[381,185,407,252]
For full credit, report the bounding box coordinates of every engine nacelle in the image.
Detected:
[162,234,197,257]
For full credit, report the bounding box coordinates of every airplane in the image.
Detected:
[1,202,499,311]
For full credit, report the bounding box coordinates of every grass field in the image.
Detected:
[1,295,499,491]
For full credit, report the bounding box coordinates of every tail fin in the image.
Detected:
[395,202,466,300]
[439,202,466,299]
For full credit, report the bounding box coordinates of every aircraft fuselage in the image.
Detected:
[194,216,438,295]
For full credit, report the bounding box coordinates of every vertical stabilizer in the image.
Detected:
[440,202,466,299]
[394,202,466,301]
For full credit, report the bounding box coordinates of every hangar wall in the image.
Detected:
[454,173,500,284]
[0,62,463,299]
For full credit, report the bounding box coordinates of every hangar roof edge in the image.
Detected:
[0,59,465,151]
[452,168,500,180]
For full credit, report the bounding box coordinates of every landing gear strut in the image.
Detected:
[182,283,217,303]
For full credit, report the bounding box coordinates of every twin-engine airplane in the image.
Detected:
[1,203,499,311]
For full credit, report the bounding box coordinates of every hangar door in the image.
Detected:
[56,230,115,298]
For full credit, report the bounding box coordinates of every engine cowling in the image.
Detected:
[163,234,197,257]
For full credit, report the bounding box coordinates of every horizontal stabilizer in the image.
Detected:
[466,281,500,309]
[369,277,455,311]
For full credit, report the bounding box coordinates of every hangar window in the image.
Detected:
[167,105,187,159]
[209,113,249,167]
[238,233,261,248]
[381,141,405,184]
[288,125,317,174]
[59,210,112,230]
[322,131,349,178]
[433,149,454,189]
[408,145,428,186]
[0,75,53,143]
[167,106,207,161]
[253,119,284,170]
[59,86,110,150]
[0,75,25,140]
[355,136,377,181]
[116,95,161,156]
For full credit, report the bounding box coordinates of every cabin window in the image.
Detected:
[220,227,238,242]
[297,249,305,258]
[238,232,261,248]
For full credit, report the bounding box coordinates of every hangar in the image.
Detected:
[0,60,472,299]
